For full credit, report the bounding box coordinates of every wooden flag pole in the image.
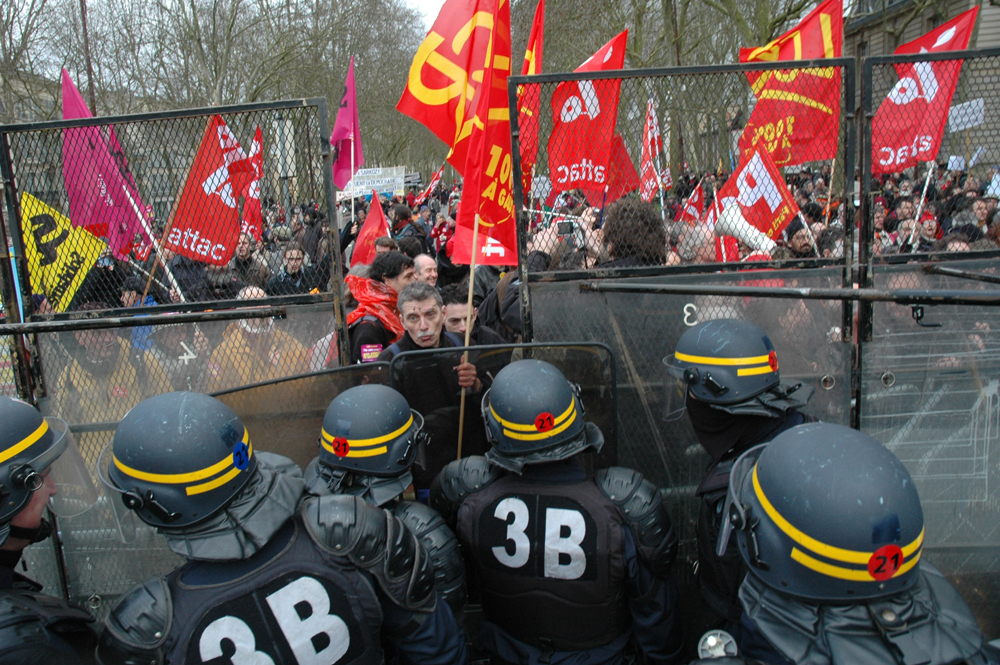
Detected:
[456,214,480,460]
[823,156,837,227]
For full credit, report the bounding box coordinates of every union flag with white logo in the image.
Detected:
[870,7,978,175]
[705,147,799,240]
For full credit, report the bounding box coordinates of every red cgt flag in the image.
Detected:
[452,0,517,266]
[871,7,978,174]
[351,190,391,267]
[517,0,545,195]
[705,147,800,240]
[639,99,663,202]
[397,0,502,176]
[738,0,842,167]
[163,116,243,265]
[548,31,629,204]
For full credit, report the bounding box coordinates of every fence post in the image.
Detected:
[509,76,534,343]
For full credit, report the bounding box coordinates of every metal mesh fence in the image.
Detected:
[513,60,853,271]
[8,301,343,618]
[863,259,1000,635]
[861,50,1000,263]
[1,100,343,317]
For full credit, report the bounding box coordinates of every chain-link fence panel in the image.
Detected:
[0,101,346,339]
[863,259,1000,637]
[13,301,340,617]
[861,49,1000,268]
[512,60,854,273]
[388,343,616,490]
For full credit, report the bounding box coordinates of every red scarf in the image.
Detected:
[345,275,404,342]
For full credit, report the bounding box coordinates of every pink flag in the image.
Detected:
[61,70,151,257]
[331,57,364,189]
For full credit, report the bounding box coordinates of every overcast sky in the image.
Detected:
[407,0,448,28]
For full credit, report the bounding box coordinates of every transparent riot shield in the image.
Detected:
[388,343,617,489]
[213,363,390,472]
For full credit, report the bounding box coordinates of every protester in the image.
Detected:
[413,253,438,286]
[346,250,414,363]
[227,232,272,289]
[203,286,309,391]
[265,241,328,296]
[439,282,506,345]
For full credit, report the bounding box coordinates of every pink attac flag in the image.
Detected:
[162,116,243,265]
[61,70,151,257]
[639,99,663,202]
[331,57,364,189]
[351,191,391,267]
[871,7,978,174]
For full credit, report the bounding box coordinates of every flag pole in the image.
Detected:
[653,102,667,224]
[121,184,186,303]
[797,211,822,258]
[712,181,726,261]
[456,214,480,461]
[906,161,936,249]
[350,132,355,232]
[823,156,836,227]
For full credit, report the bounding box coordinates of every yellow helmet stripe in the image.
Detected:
[321,415,413,449]
[737,365,776,377]
[753,464,924,565]
[0,420,49,465]
[675,351,771,366]
[186,467,243,496]
[791,546,922,581]
[113,429,252,485]
[491,399,575,432]
[346,446,389,458]
[503,404,577,441]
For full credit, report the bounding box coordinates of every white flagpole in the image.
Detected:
[120,184,185,301]
[350,132,355,229]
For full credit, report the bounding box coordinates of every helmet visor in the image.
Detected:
[716,443,767,557]
[662,354,688,422]
[44,418,98,518]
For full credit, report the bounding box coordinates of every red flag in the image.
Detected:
[661,166,673,190]
[518,0,545,194]
[705,147,800,240]
[228,126,264,240]
[396,0,501,176]
[606,134,640,203]
[548,30,628,204]
[452,0,517,266]
[163,116,242,265]
[678,180,705,224]
[351,190,391,267]
[738,0,842,166]
[639,100,663,202]
[332,57,365,188]
[871,7,978,174]
[415,163,445,206]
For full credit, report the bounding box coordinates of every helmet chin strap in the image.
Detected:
[7,518,54,544]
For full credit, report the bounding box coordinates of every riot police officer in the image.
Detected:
[664,319,814,626]
[304,384,466,619]
[0,396,99,664]
[431,359,683,664]
[717,422,1000,665]
[96,391,466,664]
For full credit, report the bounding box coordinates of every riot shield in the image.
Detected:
[213,363,390,471]
[388,343,617,489]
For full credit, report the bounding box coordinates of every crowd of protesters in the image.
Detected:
[521,163,1000,270]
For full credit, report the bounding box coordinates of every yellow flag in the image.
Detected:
[20,193,105,312]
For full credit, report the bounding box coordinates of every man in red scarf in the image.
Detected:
[345,251,415,363]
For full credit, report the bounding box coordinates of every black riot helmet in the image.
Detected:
[318,384,427,477]
[107,392,257,528]
[0,397,66,526]
[719,423,924,603]
[482,359,603,473]
[664,319,780,420]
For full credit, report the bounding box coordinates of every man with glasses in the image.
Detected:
[664,319,814,632]
[266,241,329,296]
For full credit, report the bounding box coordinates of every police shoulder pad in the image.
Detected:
[99,577,171,660]
[596,466,677,577]
[429,455,500,522]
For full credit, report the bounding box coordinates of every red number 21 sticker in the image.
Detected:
[868,544,903,581]
[534,412,555,432]
[333,437,350,457]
